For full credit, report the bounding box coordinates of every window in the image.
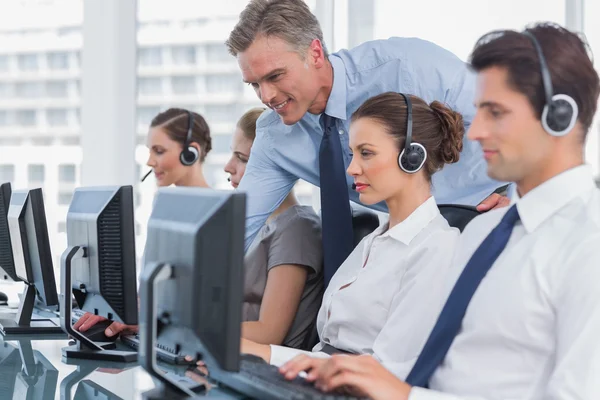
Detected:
[47,52,69,70]
[31,137,53,146]
[138,77,162,96]
[0,55,9,72]
[138,47,162,66]
[47,109,68,126]
[138,106,160,126]
[206,44,231,63]
[59,136,80,146]
[57,221,66,233]
[18,54,38,71]
[58,164,76,183]
[171,76,196,94]
[348,0,375,48]
[58,193,73,205]
[16,110,36,126]
[206,74,243,93]
[204,163,227,186]
[211,133,232,155]
[205,104,237,123]
[171,46,196,65]
[0,83,13,98]
[16,82,43,98]
[0,165,15,182]
[58,191,72,206]
[28,164,45,183]
[46,81,68,98]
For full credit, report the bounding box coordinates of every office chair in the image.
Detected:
[438,204,480,232]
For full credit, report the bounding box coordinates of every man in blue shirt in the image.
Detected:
[226,0,507,268]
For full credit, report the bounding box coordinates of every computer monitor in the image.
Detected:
[0,182,19,283]
[0,188,63,335]
[138,187,245,399]
[59,186,138,362]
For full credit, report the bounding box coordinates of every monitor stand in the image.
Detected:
[60,246,137,363]
[0,284,64,335]
[140,262,205,400]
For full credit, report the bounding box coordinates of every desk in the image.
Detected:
[0,336,246,399]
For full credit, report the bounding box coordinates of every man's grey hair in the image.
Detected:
[226,0,328,58]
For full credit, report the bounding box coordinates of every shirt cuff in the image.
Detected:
[269,345,329,367]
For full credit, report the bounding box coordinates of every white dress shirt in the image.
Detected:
[270,196,460,378]
[410,165,600,400]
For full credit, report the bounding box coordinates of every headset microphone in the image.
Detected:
[141,169,152,182]
[351,183,356,190]
[227,177,231,182]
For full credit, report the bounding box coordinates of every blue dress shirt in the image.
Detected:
[238,37,505,250]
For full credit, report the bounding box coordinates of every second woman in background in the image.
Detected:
[145,108,212,188]
[225,108,324,349]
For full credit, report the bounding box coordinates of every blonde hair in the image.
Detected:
[237,107,267,141]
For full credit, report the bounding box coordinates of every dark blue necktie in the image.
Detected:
[405,204,521,388]
[319,113,354,286]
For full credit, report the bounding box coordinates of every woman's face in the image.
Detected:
[347,117,410,205]
[146,127,190,187]
[224,127,254,188]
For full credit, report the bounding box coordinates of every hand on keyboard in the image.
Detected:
[282,353,412,400]
[73,311,138,338]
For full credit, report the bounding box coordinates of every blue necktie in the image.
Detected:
[405,204,521,388]
[319,113,354,286]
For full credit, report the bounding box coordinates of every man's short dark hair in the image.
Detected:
[469,22,600,137]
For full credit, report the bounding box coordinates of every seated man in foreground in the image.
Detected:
[278,22,600,400]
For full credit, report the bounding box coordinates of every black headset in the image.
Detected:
[179,110,199,166]
[398,92,427,174]
[523,31,578,137]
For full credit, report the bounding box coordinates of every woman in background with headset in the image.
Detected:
[238,92,464,379]
[143,108,212,188]
[225,107,324,349]
[74,107,213,337]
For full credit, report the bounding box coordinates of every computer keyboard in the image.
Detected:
[120,334,195,366]
[215,358,368,400]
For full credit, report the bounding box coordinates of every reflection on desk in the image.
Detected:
[0,337,246,399]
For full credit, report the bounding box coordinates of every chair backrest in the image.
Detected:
[351,207,380,247]
[438,204,480,232]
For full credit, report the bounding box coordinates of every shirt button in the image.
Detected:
[338,129,344,135]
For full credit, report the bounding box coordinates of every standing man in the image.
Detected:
[227,0,507,283]
[277,22,600,400]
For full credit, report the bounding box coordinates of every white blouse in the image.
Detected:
[270,196,460,379]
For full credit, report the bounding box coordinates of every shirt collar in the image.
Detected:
[513,165,596,233]
[323,55,347,121]
[377,196,440,245]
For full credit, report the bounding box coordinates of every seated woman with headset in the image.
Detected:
[73,107,213,336]
[240,92,464,378]
[225,107,324,349]
[142,107,212,188]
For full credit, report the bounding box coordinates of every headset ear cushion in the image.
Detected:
[399,144,427,174]
[180,146,199,166]
[542,94,578,136]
